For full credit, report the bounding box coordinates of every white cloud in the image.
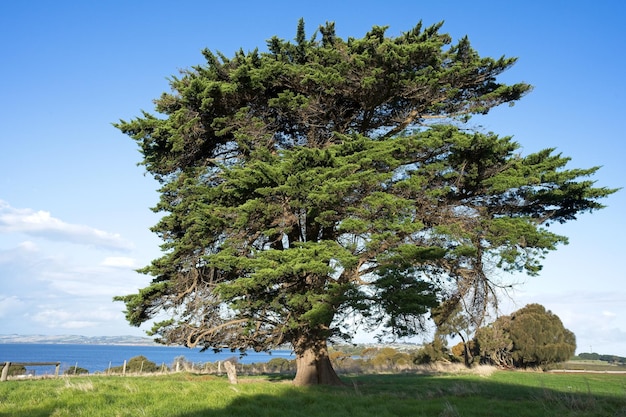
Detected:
[101,256,136,268]
[0,200,133,251]
[17,240,38,251]
[31,307,124,331]
[39,265,145,298]
[0,236,151,336]
[0,241,36,262]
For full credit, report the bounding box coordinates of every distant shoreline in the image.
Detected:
[0,335,419,350]
[0,334,158,346]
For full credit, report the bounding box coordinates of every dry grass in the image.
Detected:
[413,362,497,377]
[61,378,94,392]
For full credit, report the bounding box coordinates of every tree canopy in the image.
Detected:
[475,303,576,367]
[114,20,615,385]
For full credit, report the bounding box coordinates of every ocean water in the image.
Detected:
[0,344,294,374]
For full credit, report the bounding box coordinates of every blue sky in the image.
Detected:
[1,1,624,355]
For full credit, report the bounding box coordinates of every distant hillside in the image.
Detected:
[574,352,626,365]
[0,334,158,346]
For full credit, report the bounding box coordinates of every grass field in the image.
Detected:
[0,369,625,417]
[555,360,626,373]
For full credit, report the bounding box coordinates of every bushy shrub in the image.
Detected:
[508,304,576,367]
[475,304,576,368]
[265,357,295,373]
[5,364,26,376]
[65,365,89,375]
[413,339,452,364]
[108,355,159,373]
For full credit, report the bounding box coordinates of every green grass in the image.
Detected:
[554,360,626,372]
[0,370,625,417]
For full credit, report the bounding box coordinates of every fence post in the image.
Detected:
[223,360,238,384]
[54,363,60,377]
[1,362,10,382]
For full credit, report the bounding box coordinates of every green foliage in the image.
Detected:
[474,315,514,367]
[108,356,159,374]
[368,347,412,368]
[64,366,89,375]
[114,19,615,383]
[430,297,478,367]
[413,338,454,364]
[5,364,26,377]
[576,352,626,365]
[451,340,477,360]
[508,304,576,367]
[475,304,576,368]
[265,357,296,373]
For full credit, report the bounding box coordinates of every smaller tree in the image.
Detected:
[413,338,452,364]
[431,297,479,367]
[451,340,477,363]
[127,355,159,373]
[508,304,576,367]
[475,315,514,367]
[265,357,295,373]
[6,364,26,377]
[370,347,411,370]
[65,365,89,375]
[109,355,159,374]
[475,304,575,368]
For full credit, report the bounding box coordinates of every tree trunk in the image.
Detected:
[292,339,343,386]
[463,342,473,368]
[458,334,474,368]
[223,360,238,384]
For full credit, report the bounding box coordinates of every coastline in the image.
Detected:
[0,334,158,346]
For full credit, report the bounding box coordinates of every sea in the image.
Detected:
[0,344,294,374]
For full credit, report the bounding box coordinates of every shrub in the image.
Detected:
[108,355,159,373]
[413,339,452,364]
[65,365,89,375]
[265,357,295,373]
[475,304,576,368]
[5,364,26,376]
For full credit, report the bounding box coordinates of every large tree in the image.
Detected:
[114,20,614,385]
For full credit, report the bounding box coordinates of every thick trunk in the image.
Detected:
[292,340,343,386]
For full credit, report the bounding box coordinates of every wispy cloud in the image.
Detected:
[0,200,133,251]
[31,308,122,330]
[0,241,150,336]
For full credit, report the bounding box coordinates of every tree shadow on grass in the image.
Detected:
[173,373,626,417]
[263,372,295,382]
